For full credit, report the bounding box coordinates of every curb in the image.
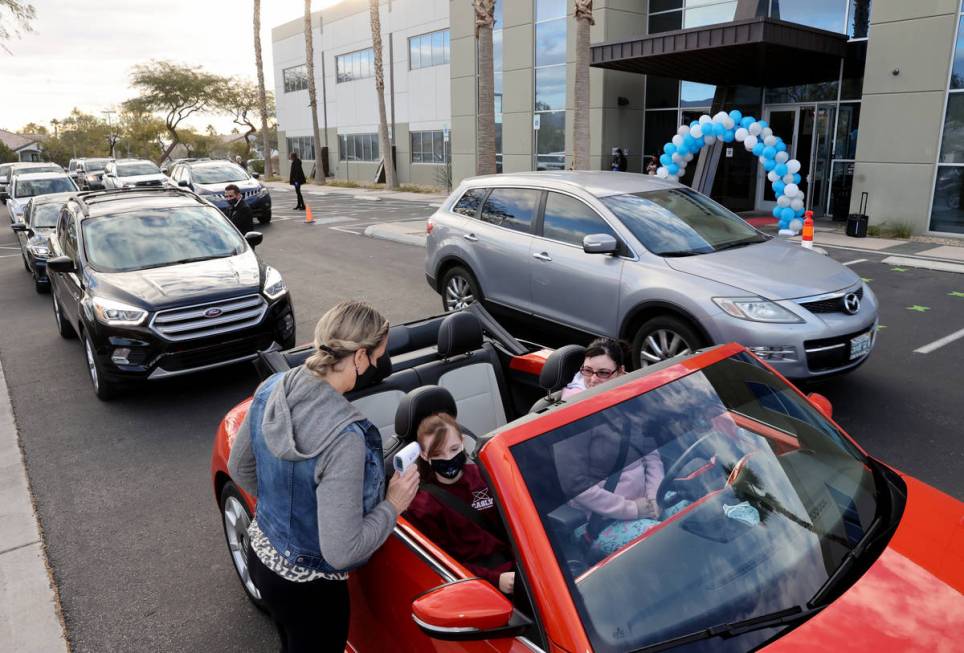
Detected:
[0,359,69,652]
[363,224,427,248]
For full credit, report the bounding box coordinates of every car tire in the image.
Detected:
[82,330,120,401]
[219,482,267,612]
[52,292,77,339]
[631,315,704,370]
[34,278,49,294]
[440,265,482,312]
[257,211,271,225]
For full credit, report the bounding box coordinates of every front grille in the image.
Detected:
[798,287,863,314]
[150,294,267,341]
[133,180,164,187]
[804,326,874,372]
[212,189,262,200]
[156,333,274,372]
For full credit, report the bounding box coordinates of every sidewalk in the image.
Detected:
[264,180,447,205]
[0,359,68,652]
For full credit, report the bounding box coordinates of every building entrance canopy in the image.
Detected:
[590,17,847,88]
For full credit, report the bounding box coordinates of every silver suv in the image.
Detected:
[424,171,878,380]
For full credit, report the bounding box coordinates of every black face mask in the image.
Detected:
[430,450,466,479]
[352,351,380,391]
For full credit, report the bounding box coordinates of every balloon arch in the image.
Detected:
[656,110,806,233]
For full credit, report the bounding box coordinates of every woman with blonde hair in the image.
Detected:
[228,300,419,652]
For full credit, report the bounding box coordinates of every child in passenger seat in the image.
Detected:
[403,413,517,594]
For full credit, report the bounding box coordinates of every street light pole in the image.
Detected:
[102,110,117,158]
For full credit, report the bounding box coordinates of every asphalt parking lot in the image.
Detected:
[0,195,961,651]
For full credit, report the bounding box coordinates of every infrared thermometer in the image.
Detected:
[393,441,421,474]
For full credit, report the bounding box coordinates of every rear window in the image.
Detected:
[117,162,161,177]
[84,159,110,172]
[14,177,76,198]
[480,188,540,234]
[30,203,62,228]
[452,188,487,217]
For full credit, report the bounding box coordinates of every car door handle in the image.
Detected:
[532,252,552,262]
[463,233,478,242]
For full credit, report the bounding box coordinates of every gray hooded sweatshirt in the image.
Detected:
[228,366,398,571]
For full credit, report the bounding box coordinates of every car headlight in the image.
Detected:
[263,266,287,300]
[712,297,804,323]
[27,244,49,257]
[86,174,98,181]
[256,186,268,197]
[92,297,148,326]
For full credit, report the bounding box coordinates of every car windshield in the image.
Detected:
[30,203,62,228]
[192,164,248,184]
[602,188,766,256]
[511,353,884,653]
[15,178,76,198]
[117,162,161,176]
[85,159,110,172]
[82,206,246,273]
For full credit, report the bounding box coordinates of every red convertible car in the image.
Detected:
[211,307,964,652]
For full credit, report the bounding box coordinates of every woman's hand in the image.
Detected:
[387,466,420,514]
[498,572,515,595]
[634,497,658,520]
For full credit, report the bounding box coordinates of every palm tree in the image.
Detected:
[474,0,496,175]
[573,1,593,170]
[369,0,397,189]
[253,0,273,178]
[304,0,326,184]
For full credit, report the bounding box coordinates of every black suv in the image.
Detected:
[73,158,113,190]
[46,187,295,399]
[10,191,75,293]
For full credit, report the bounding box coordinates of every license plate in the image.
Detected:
[849,332,872,360]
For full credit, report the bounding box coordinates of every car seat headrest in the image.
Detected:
[394,385,458,443]
[539,344,587,393]
[437,311,483,358]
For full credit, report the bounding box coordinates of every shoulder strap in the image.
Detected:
[586,436,631,540]
[420,482,501,539]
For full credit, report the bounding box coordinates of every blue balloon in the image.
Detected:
[774,163,788,177]
[772,206,782,218]
[660,153,672,166]
[692,135,705,148]
[752,143,764,156]
[664,143,676,155]
[792,173,801,184]
[729,109,743,124]
[759,120,769,129]
[712,123,725,136]
[683,134,696,149]
[690,121,700,130]
[763,146,777,159]
[740,116,755,128]
[722,130,735,143]
[763,159,776,172]
[795,207,806,218]
[667,163,679,176]
[780,207,794,221]
[776,141,787,153]
[773,181,786,195]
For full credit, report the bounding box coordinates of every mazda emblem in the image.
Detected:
[843,293,860,315]
[204,308,223,318]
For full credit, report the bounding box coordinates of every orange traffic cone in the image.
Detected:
[304,204,314,224]
[801,210,814,249]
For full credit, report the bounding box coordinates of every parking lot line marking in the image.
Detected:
[882,255,964,275]
[890,267,908,272]
[842,258,868,266]
[950,291,964,298]
[914,327,964,354]
[861,277,873,283]
[907,305,931,312]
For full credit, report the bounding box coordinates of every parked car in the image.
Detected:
[45,187,295,400]
[160,157,207,176]
[10,191,75,293]
[210,307,963,652]
[425,171,879,380]
[74,158,113,190]
[169,159,271,224]
[1,162,63,197]
[2,172,78,223]
[102,159,169,189]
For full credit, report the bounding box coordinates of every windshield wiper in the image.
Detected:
[630,605,824,653]
[658,250,701,257]
[714,238,765,252]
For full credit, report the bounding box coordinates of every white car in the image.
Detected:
[3,172,78,223]
[102,159,170,189]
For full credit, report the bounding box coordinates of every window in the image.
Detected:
[338,133,380,161]
[336,48,375,83]
[286,136,316,161]
[931,6,964,233]
[541,193,618,247]
[283,65,308,93]
[535,66,566,111]
[411,130,451,164]
[452,188,488,217]
[771,0,847,34]
[409,29,450,69]
[480,188,540,233]
[536,111,566,171]
[535,3,566,171]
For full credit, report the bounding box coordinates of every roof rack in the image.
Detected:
[71,186,197,217]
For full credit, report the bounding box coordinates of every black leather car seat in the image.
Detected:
[530,344,587,413]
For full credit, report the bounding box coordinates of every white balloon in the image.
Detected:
[722,117,735,130]
[784,183,800,198]
[684,152,694,162]
[672,134,684,147]
[775,151,789,163]
[759,156,768,165]
[778,228,795,237]
[783,174,795,184]
[767,171,779,182]
[748,122,762,135]
[744,134,758,149]
[714,111,728,123]
[790,198,804,211]
[656,167,669,178]
[787,159,801,174]
[672,152,682,163]
[777,195,791,207]
[704,135,717,145]
[762,127,774,138]
[735,127,749,142]
[764,135,777,146]
[677,125,690,136]
[789,218,803,233]
[699,114,712,125]
[691,125,703,138]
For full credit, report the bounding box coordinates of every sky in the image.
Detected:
[0,0,342,135]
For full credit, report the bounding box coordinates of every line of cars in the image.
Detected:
[3,157,292,400]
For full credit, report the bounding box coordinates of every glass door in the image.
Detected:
[757,107,799,209]
[810,105,836,215]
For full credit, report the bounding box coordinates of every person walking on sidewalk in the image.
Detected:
[289,151,306,210]
[224,184,253,234]
[228,300,419,653]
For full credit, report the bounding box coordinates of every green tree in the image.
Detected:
[39,109,112,165]
[0,0,35,52]
[214,80,275,159]
[124,61,222,164]
[117,108,166,160]
[0,140,17,163]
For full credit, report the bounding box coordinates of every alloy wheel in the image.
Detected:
[639,329,692,366]
[223,496,261,600]
[444,276,475,311]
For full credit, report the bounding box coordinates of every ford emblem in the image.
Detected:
[204,308,223,318]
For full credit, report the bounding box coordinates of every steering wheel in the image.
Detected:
[655,432,719,511]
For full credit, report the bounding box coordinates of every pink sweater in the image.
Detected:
[570,451,665,521]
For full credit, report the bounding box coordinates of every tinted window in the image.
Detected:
[82,206,246,273]
[117,162,160,176]
[14,178,76,198]
[480,188,540,233]
[541,193,617,247]
[452,188,487,217]
[191,164,248,184]
[30,204,62,228]
[84,159,110,172]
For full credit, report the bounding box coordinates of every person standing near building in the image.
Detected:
[289,151,306,210]
[224,184,254,234]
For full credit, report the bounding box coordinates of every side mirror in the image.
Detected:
[411,578,530,641]
[252,172,260,179]
[808,392,833,420]
[46,256,76,274]
[245,231,263,247]
[177,179,189,187]
[583,233,620,255]
[11,223,26,233]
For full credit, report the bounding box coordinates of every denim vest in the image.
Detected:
[249,373,387,573]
